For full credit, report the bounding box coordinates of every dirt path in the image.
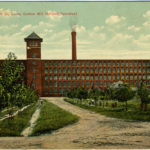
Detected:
[0,97,150,149]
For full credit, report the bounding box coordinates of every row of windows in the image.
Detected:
[44,67,149,74]
[45,74,149,80]
[44,61,150,67]
[45,80,149,88]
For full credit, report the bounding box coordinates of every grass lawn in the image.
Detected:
[0,103,37,136]
[65,98,150,122]
[31,101,79,136]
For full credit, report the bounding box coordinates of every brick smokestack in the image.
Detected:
[71,31,77,60]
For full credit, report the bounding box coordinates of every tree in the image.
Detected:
[76,87,88,104]
[115,83,134,111]
[138,81,149,111]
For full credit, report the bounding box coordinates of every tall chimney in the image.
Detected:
[71,31,77,60]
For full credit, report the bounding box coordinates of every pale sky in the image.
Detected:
[1,2,150,59]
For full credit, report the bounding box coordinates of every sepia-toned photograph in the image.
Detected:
[0,1,150,149]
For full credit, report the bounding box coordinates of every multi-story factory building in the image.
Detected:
[1,31,150,96]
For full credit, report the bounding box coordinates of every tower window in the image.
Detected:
[29,41,38,47]
[32,53,36,58]
[33,74,36,80]
[32,61,36,65]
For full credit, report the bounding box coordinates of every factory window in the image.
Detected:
[49,89,52,94]
[104,81,107,87]
[54,89,57,93]
[139,74,141,79]
[86,68,89,73]
[86,75,89,80]
[91,68,93,73]
[49,82,53,87]
[117,75,120,80]
[130,68,133,73]
[54,82,57,87]
[81,82,85,87]
[33,68,36,73]
[99,68,102,72]
[103,61,106,67]
[126,68,129,72]
[63,82,66,87]
[117,68,120,73]
[73,82,76,87]
[104,68,107,73]
[104,75,107,80]
[143,62,146,67]
[49,75,53,80]
[72,68,76,73]
[121,68,124,73]
[45,75,48,80]
[73,74,76,80]
[77,82,80,86]
[81,68,84,73]
[126,62,128,67]
[147,75,150,79]
[54,68,57,73]
[130,75,133,80]
[54,61,57,67]
[99,62,102,66]
[49,69,52,73]
[63,68,66,73]
[58,61,61,67]
[45,89,48,94]
[100,75,102,80]
[58,68,61,73]
[113,75,115,80]
[77,61,80,66]
[86,81,89,86]
[143,74,146,79]
[68,74,71,80]
[45,61,48,66]
[91,74,94,80]
[113,61,115,67]
[134,68,137,73]
[134,75,137,79]
[86,61,89,66]
[63,75,67,80]
[108,62,111,67]
[58,82,61,87]
[90,61,93,66]
[68,82,71,87]
[29,41,38,47]
[95,61,98,67]
[33,74,36,80]
[49,61,53,66]
[68,61,71,66]
[134,61,137,66]
[77,68,80,73]
[139,67,141,72]
[130,62,133,67]
[63,61,66,67]
[81,61,84,67]
[72,61,76,66]
[54,75,57,80]
[121,62,124,67]
[143,68,146,72]
[100,82,103,86]
[121,74,124,80]
[95,81,98,87]
[68,68,71,73]
[95,68,98,73]
[45,81,48,86]
[77,75,80,80]
[95,75,98,80]
[90,82,94,87]
[113,68,116,73]
[108,75,111,80]
[108,68,111,73]
[117,62,120,67]
[81,75,84,80]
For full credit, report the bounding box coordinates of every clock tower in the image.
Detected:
[24,32,43,96]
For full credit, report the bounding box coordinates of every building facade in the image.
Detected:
[1,32,150,97]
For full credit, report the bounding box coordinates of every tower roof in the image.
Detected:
[24,32,43,42]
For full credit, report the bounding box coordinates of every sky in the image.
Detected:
[1,2,150,59]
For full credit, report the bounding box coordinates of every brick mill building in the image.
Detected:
[2,31,150,96]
